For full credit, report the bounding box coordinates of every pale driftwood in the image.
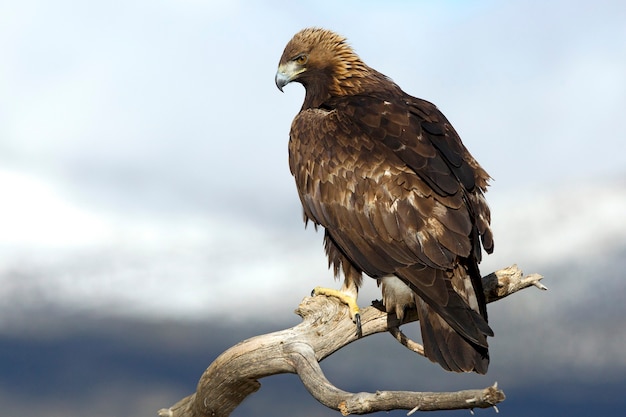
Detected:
[158,265,545,417]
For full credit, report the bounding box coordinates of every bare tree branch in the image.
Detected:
[388,325,426,356]
[158,265,545,417]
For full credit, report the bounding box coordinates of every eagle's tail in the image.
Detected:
[397,262,492,374]
[416,298,490,374]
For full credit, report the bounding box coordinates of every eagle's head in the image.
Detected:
[275,28,371,107]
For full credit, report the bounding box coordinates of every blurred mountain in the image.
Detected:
[1,241,625,416]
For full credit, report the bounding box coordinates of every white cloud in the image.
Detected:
[0,170,112,248]
[484,180,626,270]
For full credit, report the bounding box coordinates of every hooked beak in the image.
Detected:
[275,69,290,92]
[275,61,304,92]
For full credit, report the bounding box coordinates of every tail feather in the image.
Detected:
[396,261,492,374]
[417,299,489,374]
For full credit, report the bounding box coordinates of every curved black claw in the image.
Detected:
[355,313,362,338]
[310,288,316,297]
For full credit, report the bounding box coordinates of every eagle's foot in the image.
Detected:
[311,286,362,337]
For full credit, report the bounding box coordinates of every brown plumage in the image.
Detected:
[276,28,494,374]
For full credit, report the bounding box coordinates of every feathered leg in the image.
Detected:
[378,276,416,321]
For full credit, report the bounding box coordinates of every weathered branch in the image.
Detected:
[158,265,545,417]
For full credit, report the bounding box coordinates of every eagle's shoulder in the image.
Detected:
[313,92,485,195]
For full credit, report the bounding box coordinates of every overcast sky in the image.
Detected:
[1,0,625,340]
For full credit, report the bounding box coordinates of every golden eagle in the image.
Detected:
[276,28,494,374]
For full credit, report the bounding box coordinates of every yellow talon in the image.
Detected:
[311,286,362,337]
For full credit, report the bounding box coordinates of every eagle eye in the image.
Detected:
[293,54,308,65]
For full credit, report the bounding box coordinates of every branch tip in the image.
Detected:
[529,274,548,290]
[339,401,349,416]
